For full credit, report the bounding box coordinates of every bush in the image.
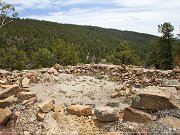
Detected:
[32,48,54,68]
[0,47,29,70]
[51,39,80,65]
[107,41,140,65]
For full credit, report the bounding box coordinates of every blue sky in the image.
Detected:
[4,0,180,35]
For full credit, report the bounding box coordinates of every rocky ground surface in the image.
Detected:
[0,64,180,135]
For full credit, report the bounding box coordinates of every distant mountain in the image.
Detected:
[0,18,156,68]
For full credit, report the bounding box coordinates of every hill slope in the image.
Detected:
[0,18,155,69]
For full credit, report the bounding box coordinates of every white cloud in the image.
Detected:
[3,0,180,35]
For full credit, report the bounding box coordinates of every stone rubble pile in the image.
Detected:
[55,64,180,88]
[0,64,180,134]
[1,64,179,87]
[0,84,37,126]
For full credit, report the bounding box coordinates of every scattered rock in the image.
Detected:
[136,68,144,76]
[0,79,8,85]
[53,63,63,70]
[17,92,36,103]
[0,107,12,126]
[172,66,180,73]
[51,68,59,76]
[22,96,37,105]
[0,85,19,98]
[123,107,154,124]
[110,92,119,98]
[54,104,63,112]
[0,96,14,108]
[0,64,179,133]
[38,99,55,113]
[163,79,180,87]
[0,70,10,75]
[23,131,31,135]
[37,110,46,121]
[94,106,120,122]
[19,88,30,93]
[21,77,30,88]
[67,104,92,116]
[14,111,21,120]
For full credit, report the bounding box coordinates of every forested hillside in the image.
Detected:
[0,18,171,70]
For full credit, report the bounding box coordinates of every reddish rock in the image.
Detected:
[67,104,92,116]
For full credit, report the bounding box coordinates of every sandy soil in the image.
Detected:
[30,73,124,107]
[12,73,133,134]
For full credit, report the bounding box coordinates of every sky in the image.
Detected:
[4,0,180,36]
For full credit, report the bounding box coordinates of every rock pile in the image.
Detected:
[0,64,179,134]
[2,64,179,87]
[66,64,179,87]
[0,69,39,87]
[0,85,37,126]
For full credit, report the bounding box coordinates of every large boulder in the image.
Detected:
[131,86,179,110]
[123,107,154,124]
[38,99,55,113]
[0,96,14,108]
[0,107,12,126]
[94,106,120,122]
[0,85,19,99]
[67,104,92,116]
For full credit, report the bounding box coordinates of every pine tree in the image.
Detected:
[158,22,174,69]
